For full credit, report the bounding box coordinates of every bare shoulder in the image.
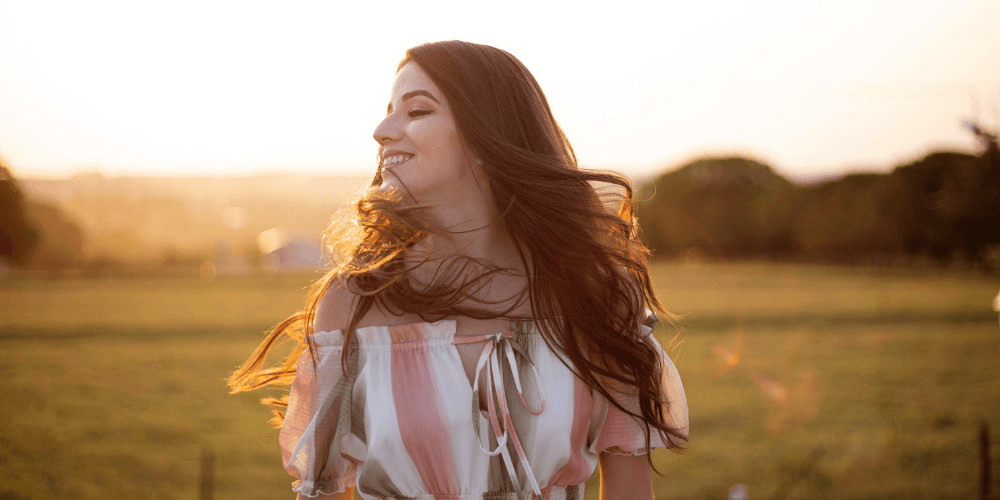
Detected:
[312,276,402,333]
[313,276,360,334]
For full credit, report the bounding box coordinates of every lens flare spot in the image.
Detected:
[749,370,789,403]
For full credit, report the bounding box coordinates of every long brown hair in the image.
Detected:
[227,40,686,464]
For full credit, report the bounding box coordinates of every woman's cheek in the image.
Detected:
[408,118,433,137]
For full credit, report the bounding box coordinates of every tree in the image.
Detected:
[0,162,40,265]
[636,156,797,258]
[792,173,889,263]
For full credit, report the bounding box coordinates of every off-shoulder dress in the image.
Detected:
[279,314,688,500]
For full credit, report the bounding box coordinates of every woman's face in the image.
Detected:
[372,62,476,200]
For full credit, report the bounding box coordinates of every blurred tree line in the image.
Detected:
[3,139,999,273]
[637,142,1000,270]
[0,157,85,270]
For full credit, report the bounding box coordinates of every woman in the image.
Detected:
[229,40,688,500]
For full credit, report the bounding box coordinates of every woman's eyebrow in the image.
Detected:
[387,89,440,114]
[402,90,439,103]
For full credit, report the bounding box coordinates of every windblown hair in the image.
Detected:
[227,40,686,467]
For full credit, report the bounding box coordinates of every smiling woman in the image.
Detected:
[372,66,479,202]
[228,40,689,500]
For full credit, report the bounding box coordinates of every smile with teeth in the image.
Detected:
[381,154,413,167]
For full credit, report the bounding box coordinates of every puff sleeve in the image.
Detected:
[590,311,689,455]
[278,329,364,498]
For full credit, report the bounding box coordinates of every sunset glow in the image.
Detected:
[1,0,997,180]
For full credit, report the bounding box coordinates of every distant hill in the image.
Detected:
[20,173,371,263]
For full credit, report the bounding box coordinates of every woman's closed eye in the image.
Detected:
[408,109,432,118]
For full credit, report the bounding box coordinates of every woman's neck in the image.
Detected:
[413,183,522,270]
[399,187,533,319]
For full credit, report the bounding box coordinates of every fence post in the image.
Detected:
[200,446,215,500]
[981,422,991,500]
[771,447,825,500]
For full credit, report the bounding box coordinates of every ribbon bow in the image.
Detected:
[455,331,547,496]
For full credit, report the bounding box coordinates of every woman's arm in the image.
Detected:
[599,452,654,500]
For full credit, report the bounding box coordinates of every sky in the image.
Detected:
[0,0,998,181]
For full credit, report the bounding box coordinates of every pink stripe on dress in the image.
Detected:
[388,323,461,498]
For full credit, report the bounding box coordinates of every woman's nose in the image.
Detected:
[372,114,401,145]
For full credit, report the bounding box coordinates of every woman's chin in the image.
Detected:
[377,178,408,200]
[378,175,399,192]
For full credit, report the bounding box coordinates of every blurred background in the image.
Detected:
[1,0,998,498]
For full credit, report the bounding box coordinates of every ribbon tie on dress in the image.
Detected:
[453,330,547,496]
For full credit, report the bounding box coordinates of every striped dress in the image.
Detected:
[279,314,689,500]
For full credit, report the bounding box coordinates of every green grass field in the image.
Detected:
[0,262,997,499]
